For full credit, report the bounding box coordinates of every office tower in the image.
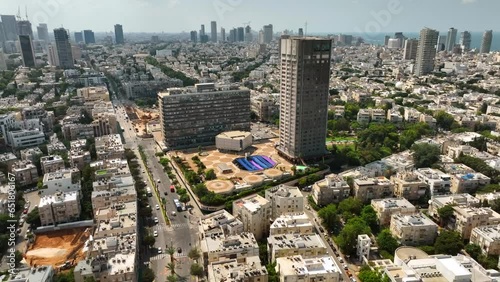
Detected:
[200,24,205,36]
[445,27,457,52]
[259,30,264,44]
[190,31,197,43]
[220,28,225,42]
[211,21,217,42]
[436,35,446,52]
[263,24,273,43]
[237,27,244,42]
[19,35,36,67]
[277,36,332,161]
[36,23,49,42]
[480,30,493,53]
[387,38,401,49]
[298,28,304,37]
[158,83,250,149]
[74,32,83,43]
[47,44,59,66]
[200,35,209,43]
[53,28,74,69]
[460,31,471,52]
[244,25,252,42]
[83,30,95,44]
[403,39,419,60]
[229,28,237,42]
[384,35,390,46]
[394,32,405,48]
[17,20,33,38]
[1,15,17,41]
[0,48,7,70]
[114,24,124,44]
[415,28,439,77]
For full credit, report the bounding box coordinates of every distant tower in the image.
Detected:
[18,35,36,67]
[394,32,405,48]
[83,30,95,44]
[54,28,74,69]
[220,28,226,42]
[200,24,205,36]
[460,31,471,52]
[445,27,457,52]
[237,27,244,42]
[114,24,124,44]
[384,35,390,46]
[263,24,273,43]
[74,32,84,43]
[404,38,419,60]
[244,25,252,42]
[298,28,304,37]
[480,30,493,53]
[37,23,49,41]
[190,31,197,43]
[357,234,371,263]
[1,15,18,41]
[17,20,33,37]
[210,21,217,43]
[436,35,447,52]
[47,43,59,66]
[415,27,439,77]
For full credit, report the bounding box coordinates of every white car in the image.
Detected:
[158,247,162,254]
[154,217,159,224]
[153,230,158,237]
[339,257,344,263]
[155,205,160,210]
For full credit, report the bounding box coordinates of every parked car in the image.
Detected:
[158,247,162,254]
[155,205,160,210]
[154,217,159,224]
[153,230,158,237]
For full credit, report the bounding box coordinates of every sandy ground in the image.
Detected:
[25,228,90,267]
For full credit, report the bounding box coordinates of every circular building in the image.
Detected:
[243,174,264,187]
[394,246,429,266]
[216,131,252,152]
[206,180,235,195]
[264,168,284,180]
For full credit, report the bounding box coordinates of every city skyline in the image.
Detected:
[1,0,498,33]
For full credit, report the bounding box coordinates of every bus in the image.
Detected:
[173,199,182,212]
[146,187,152,197]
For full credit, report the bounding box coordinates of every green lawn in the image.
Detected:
[326,136,357,142]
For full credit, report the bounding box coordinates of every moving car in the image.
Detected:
[155,204,160,210]
[153,230,158,237]
[154,217,159,224]
[158,247,162,254]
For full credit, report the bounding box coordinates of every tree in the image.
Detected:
[179,193,190,204]
[205,169,216,180]
[411,143,440,168]
[26,207,41,227]
[377,229,399,255]
[318,204,339,231]
[437,205,454,226]
[141,267,155,282]
[434,230,464,256]
[190,263,204,277]
[358,265,386,282]
[266,262,280,282]
[188,247,201,261]
[434,111,455,130]
[143,235,155,248]
[337,197,363,219]
[336,217,371,255]
[465,243,482,260]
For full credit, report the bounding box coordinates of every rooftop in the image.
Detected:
[391,213,438,227]
[268,233,326,251]
[234,194,269,213]
[372,198,415,210]
[270,212,313,230]
[207,256,267,282]
[204,232,258,254]
[39,191,78,207]
[276,255,341,277]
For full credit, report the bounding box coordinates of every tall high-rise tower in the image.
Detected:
[17,20,33,37]
[460,31,471,52]
[54,28,74,69]
[1,15,18,41]
[210,21,217,43]
[277,36,332,161]
[220,28,226,42]
[83,30,95,44]
[415,28,439,77]
[37,23,49,41]
[18,35,35,67]
[263,24,273,43]
[480,30,493,53]
[403,39,418,60]
[190,31,197,43]
[200,24,205,36]
[445,27,457,52]
[114,24,124,44]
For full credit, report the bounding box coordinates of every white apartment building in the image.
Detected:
[233,194,271,240]
[7,266,54,282]
[371,109,387,123]
[312,174,351,206]
[357,109,371,124]
[390,213,438,246]
[41,168,81,196]
[38,191,80,226]
[391,171,428,201]
[12,160,39,186]
[40,155,65,174]
[414,168,451,196]
[200,232,259,267]
[268,233,328,262]
[276,255,341,282]
[476,192,500,205]
[354,176,394,203]
[265,184,304,220]
[371,198,416,226]
[428,194,481,217]
[95,134,125,161]
[450,172,490,194]
[470,225,500,255]
[91,187,137,215]
[7,129,45,149]
[269,212,314,236]
[199,209,244,239]
[0,152,17,170]
[452,206,500,239]
[207,256,268,282]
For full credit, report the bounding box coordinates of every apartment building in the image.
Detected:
[91,113,117,137]
[470,225,500,255]
[276,255,341,282]
[38,191,80,226]
[331,105,345,119]
[77,86,110,102]
[95,134,125,160]
[371,198,416,226]
[233,194,271,240]
[404,108,420,123]
[159,83,250,149]
[12,160,39,186]
[124,80,182,98]
[414,168,451,196]
[268,233,328,262]
[269,213,314,236]
[200,232,259,267]
[450,172,490,194]
[91,187,137,215]
[251,95,279,122]
[0,153,17,170]
[20,147,43,162]
[207,256,268,282]
[476,192,500,205]
[40,155,65,174]
[7,129,45,149]
[357,109,371,124]
[41,168,81,196]
[391,172,428,201]
[62,123,95,141]
[428,194,480,217]
[265,185,304,220]
[452,206,500,239]
[353,176,394,203]
[312,174,351,206]
[390,213,438,246]
[7,266,54,282]
[199,210,244,239]
[387,108,403,123]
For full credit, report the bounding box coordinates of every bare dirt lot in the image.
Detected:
[25,228,91,268]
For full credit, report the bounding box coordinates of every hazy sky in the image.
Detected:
[1,0,497,33]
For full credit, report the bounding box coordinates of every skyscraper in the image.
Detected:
[17,20,33,38]
[37,23,49,41]
[190,31,197,43]
[114,24,124,44]
[445,27,457,52]
[47,43,59,66]
[480,30,493,54]
[415,28,439,77]
[74,32,83,43]
[200,25,205,36]
[220,28,226,42]
[54,28,74,69]
[229,29,237,43]
[394,32,405,48]
[237,27,244,42]
[298,28,304,37]
[277,36,332,161]
[19,35,36,67]
[263,24,273,43]
[210,21,217,43]
[403,39,418,60]
[460,31,471,52]
[436,35,447,52]
[1,15,17,41]
[83,30,95,44]
[244,25,252,42]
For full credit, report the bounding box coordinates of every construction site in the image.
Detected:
[124,105,160,137]
[24,228,91,269]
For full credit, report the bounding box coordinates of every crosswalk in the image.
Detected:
[149,252,187,261]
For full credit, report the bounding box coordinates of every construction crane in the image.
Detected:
[16,6,21,20]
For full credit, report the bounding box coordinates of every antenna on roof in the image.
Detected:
[25,6,29,20]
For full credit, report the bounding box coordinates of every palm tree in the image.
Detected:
[188,247,200,261]
[166,262,177,276]
[166,275,178,282]
[166,243,176,263]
